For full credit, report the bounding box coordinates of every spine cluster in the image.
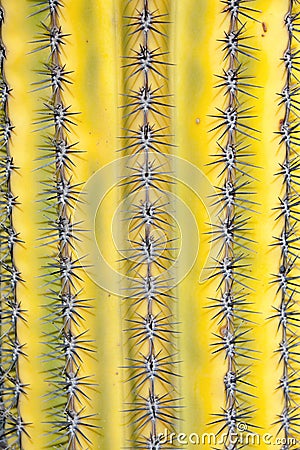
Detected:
[121,1,180,448]
[272,1,300,447]
[32,2,95,448]
[208,1,259,447]
[0,3,27,448]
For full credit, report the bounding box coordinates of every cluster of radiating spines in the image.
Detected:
[121,1,180,449]
[31,1,96,448]
[207,1,259,447]
[271,2,300,448]
[0,3,28,448]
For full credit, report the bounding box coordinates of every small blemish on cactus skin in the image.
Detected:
[219,325,227,337]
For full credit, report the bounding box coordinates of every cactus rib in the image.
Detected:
[121,1,181,448]
[208,1,259,447]
[32,1,96,448]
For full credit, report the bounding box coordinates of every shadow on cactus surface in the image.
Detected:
[0,0,299,449]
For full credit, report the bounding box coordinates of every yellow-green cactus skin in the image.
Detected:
[0,0,299,449]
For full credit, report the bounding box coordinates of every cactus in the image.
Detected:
[0,1,299,450]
